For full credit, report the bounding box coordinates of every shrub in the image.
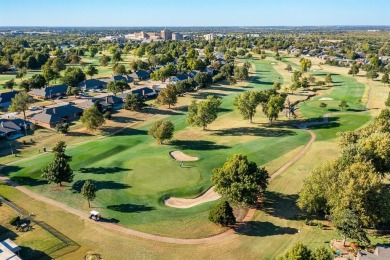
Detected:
[208,200,236,226]
[9,216,20,225]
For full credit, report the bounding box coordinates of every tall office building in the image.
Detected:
[161,29,172,40]
[172,33,183,41]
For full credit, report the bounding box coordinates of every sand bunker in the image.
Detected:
[319,97,334,101]
[169,151,199,162]
[164,187,221,208]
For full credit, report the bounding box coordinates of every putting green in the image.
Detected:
[2,58,311,238]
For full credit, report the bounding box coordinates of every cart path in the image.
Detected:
[0,127,316,245]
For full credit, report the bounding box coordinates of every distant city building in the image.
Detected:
[161,29,172,40]
[172,32,183,41]
[204,33,214,41]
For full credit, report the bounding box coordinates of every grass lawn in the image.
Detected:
[1,58,312,238]
[310,113,372,141]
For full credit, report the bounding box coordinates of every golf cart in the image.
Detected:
[89,211,101,221]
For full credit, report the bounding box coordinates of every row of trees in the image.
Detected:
[234,89,286,124]
[298,109,390,246]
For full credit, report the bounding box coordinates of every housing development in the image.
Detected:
[1,1,390,260]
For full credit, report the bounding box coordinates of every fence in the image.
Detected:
[0,196,80,258]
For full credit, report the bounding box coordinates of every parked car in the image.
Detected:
[28,106,41,111]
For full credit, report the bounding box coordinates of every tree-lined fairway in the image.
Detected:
[2,58,311,238]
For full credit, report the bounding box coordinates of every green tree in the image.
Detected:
[124,94,145,111]
[208,201,236,226]
[29,74,46,89]
[348,64,360,77]
[9,92,30,119]
[99,55,111,66]
[85,65,98,79]
[42,141,73,186]
[194,72,213,88]
[263,95,285,125]
[319,102,327,110]
[3,79,15,90]
[366,70,379,80]
[273,81,281,90]
[42,63,60,83]
[381,73,389,86]
[211,154,269,206]
[81,180,97,208]
[325,73,333,85]
[112,51,122,63]
[148,120,174,144]
[62,67,86,87]
[385,93,390,107]
[80,106,105,131]
[113,64,127,75]
[234,90,261,123]
[312,246,334,260]
[107,80,129,96]
[285,64,293,72]
[55,122,70,134]
[339,100,349,110]
[308,74,316,84]
[333,209,370,246]
[16,67,27,79]
[300,58,312,72]
[89,46,98,57]
[277,242,313,260]
[156,85,177,108]
[187,95,222,130]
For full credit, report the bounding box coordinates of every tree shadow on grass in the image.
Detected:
[212,127,296,137]
[235,221,298,237]
[0,165,23,176]
[209,86,246,93]
[106,203,155,213]
[262,191,304,220]
[143,107,183,116]
[101,127,148,136]
[192,92,228,100]
[78,166,131,175]
[10,176,48,186]
[170,140,230,150]
[110,116,143,124]
[19,246,52,260]
[71,180,131,193]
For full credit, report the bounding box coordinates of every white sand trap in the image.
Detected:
[169,151,199,162]
[319,97,334,101]
[164,187,221,208]
[270,62,276,65]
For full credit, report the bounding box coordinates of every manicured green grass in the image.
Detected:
[310,113,372,141]
[299,72,366,119]
[2,58,310,238]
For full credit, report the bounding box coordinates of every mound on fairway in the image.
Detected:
[169,151,199,162]
[165,187,221,208]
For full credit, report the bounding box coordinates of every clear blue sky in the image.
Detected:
[0,0,389,27]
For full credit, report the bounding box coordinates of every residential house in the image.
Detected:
[129,70,150,82]
[109,74,134,83]
[0,91,19,109]
[78,95,123,112]
[0,118,29,139]
[29,84,69,99]
[120,86,157,99]
[0,238,21,260]
[29,104,83,128]
[358,244,390,259]
[78,79,108,91]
